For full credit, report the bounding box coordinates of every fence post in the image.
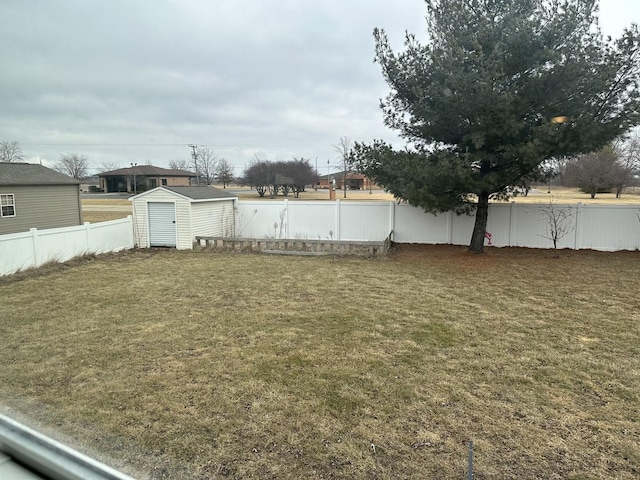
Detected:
[30,228,38,269]
[447,210,453,244]
[127,215,135,248]
[509,201,516,247]
[84,222,91,253]
[335,199,341,241]
[389,201,395,241]
[574,202,582,250]
[284,199,289,239]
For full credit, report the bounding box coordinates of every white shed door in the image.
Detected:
[148,202,177,247]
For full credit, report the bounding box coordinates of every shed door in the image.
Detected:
[148,202,177,247]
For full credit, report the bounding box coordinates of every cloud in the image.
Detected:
[0,0,635,174]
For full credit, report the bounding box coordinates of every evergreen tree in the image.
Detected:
[351,0,640,252]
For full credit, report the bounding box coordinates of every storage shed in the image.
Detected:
[130,186,237,249]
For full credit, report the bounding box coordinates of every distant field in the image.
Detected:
[498,186,640,205]
[81,187,640,224]
[1,246,639,479]
[81,198,132,223]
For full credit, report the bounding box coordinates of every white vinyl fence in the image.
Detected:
[0,217,134,276]
[236,200,640,251]
[236,200,394,241]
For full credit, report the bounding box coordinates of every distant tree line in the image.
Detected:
[240,158,318,198]
[169,148,236,188]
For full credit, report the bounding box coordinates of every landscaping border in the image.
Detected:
[195,232,392,257]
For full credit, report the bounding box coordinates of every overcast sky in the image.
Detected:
[1,0,638,176]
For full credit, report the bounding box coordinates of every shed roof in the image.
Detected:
[129,186,236,202]
[164,186,236,199]
[0,163,80,186]
[98,166,195,177]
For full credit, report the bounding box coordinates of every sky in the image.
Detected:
[0,0,638,177]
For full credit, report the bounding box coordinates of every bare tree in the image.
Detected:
[169,158,191,170]
[288,157,318,198]
[215,158,235,188]
[0,141,24,163]
[539,200,574,253]
[98,161,119,173]
[240,159,271,197]
[564,147,619,198]
[532,157,566,193]
[614,133,640,197]
[196,146,219,185]
[333,136,353,199]
[54,153,89,179]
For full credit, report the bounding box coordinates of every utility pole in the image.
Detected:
[130,162,138,195]
[188,144,200,186]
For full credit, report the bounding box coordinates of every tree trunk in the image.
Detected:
[469,192,490,253]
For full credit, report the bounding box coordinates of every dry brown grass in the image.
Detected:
[501,186,640,205]
[2,246,638,479]
[234,185,640,204]
[80,186,640,225]
[82,198,132,223]
[234,187,396,202]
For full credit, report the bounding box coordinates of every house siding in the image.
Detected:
[101,175,194,193]
[0,185,82,235]
[191,201,235,239]
[161,176,192,187]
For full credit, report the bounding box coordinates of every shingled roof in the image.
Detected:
[162,186,236,200]
[0,163,80,185]
[98,165,196,177]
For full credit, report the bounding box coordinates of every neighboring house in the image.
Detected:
[318,171,377,190]
[79,175,100,193]
[130,186,237,249]
[0,163,82,235]
[98,166,197,193]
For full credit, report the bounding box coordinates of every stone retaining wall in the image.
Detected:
[195,234,392,257]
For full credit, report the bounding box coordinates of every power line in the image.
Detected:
[19,136,403,149]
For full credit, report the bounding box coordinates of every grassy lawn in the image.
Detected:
[1,246,639,479]
[82,198,132,223]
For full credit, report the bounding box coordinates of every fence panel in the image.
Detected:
[34,225,89,266]
[450,212,477,246]
[89,218,135,253]
[0,231,36,276]
[394,204,451,244]
[339,202,391,241]
[232,200,640,252]
[0,217,134,276]
[481,203,512,247]
[578,205,640,251]
[236,201,289,238]
[236,200,392,241]
[287,202,335,240]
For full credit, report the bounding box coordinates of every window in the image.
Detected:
[149,179,158,188]
[0,194,15,217]
[161,178,168,186]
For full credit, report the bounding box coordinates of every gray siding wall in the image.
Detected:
[0,185,82,235]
